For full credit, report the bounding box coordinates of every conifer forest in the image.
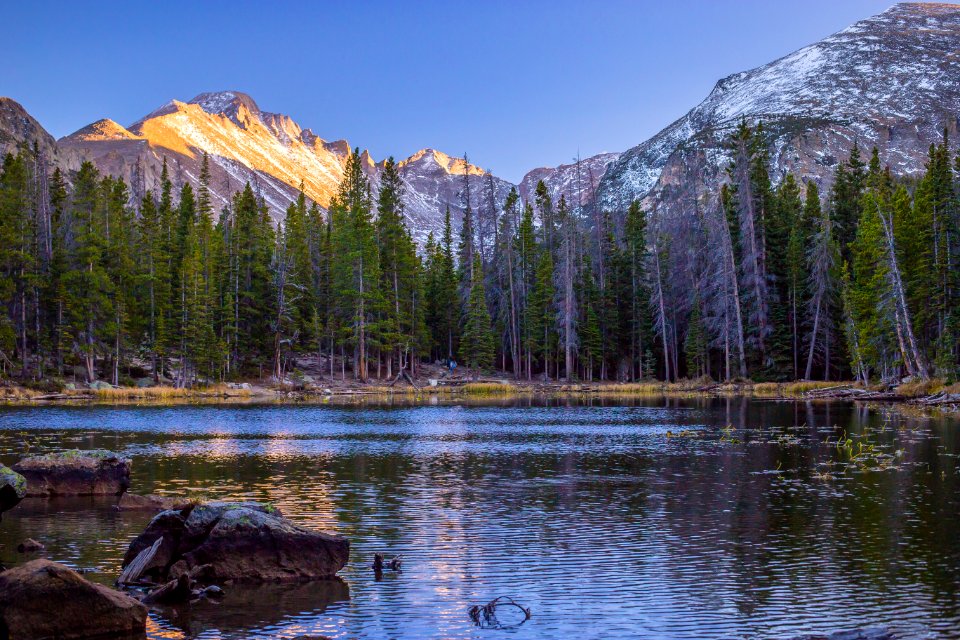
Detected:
[1,122,958,388]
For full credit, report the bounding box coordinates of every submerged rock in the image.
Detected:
[13,449,131,496]
[122,501,348,584]
[0,559,147,639]
[16,538,45,553]
[117,492,189,512]
[0,464,27,518]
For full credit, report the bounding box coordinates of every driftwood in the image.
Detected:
[914,391,960,406]
[118,537,163,585]
[142,574,191,604]
[387,367,421,390]
[468,596,532,629]
[802,386,903,401]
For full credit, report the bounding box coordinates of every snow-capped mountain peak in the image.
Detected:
[597,2,960,213]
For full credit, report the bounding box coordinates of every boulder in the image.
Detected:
[0,464,27,518]
[13,450,131,496]
[121,502,348,584]
[117,492,189,512]
[0,559,147,639]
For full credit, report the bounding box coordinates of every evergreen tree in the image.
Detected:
[376,157,420,376]
[459,253,495,376]
[329,149,381,380]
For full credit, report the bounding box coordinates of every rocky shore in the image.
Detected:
[0,448,351,638]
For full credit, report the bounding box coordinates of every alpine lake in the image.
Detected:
[0,396,958,639]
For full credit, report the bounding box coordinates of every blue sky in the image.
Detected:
[1,0,903,181]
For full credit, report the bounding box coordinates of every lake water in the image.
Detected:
[0,397,958,639]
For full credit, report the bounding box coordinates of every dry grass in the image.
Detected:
[0,386,42,401]
[94,386,191,400]
[750,380,845,397]
[895,377,945,398]
[595,382,665,394]
[460,382,522,396]
[942,382,960,394]
[93,383,252,400]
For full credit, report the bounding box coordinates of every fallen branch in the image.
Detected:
[468,596,532,629]
[118,536,163,585]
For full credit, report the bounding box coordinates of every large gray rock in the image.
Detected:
[0,464,26,518]
[122,502,349,584]
[13,450,131,496]
[0,559,147,639]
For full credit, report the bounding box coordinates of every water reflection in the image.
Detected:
[0,397,957,638]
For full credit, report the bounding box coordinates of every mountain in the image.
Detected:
[597,2,960,216]
[59,91,353,221]
[49,90,614,247]
[519,152,620,210]
[0,97,60,164]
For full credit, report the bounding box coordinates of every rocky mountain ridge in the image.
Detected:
[597,2,960,218]
[3,3,958,245]
[1,90,618,247]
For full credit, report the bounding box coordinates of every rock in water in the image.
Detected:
[0,464,27,518]
[0,559,147,639]
[122,501,348,583]
[16,538,45,553]
[13,450,131,496]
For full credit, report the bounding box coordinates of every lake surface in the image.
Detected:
[0,397,958,639]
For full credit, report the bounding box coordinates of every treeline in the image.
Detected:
[0,122,957,386]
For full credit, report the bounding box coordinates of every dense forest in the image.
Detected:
[0,121,958,387]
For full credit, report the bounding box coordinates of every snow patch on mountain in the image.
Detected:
[598,2,960,213]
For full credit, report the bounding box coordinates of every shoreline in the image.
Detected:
[2,379,958,412]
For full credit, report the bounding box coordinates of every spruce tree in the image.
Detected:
[459,253,495,377]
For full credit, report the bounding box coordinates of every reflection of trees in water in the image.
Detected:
[0,400,958,637]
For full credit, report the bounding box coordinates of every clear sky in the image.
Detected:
[1,0,907,182]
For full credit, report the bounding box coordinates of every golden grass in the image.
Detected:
[0,386,42,400]
[895,377,945,398]
[93,383,252,400]
[594,382,665,394]
[94,386,191,399]
[751,380,844,397]
[460,382,522,396]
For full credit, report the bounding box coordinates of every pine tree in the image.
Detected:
[528,247,556,379]
[329,149,381,380]
[376,157,420,377]
[61,162,114,382]
[622,201,651,379]
[515,202,537,379]
[459,253,495,377]
[684,293,708,378]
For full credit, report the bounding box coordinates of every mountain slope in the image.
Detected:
[597,2,960,214]
[54,90,617,247]
[0,97,61,163]
[519,152,620,210]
